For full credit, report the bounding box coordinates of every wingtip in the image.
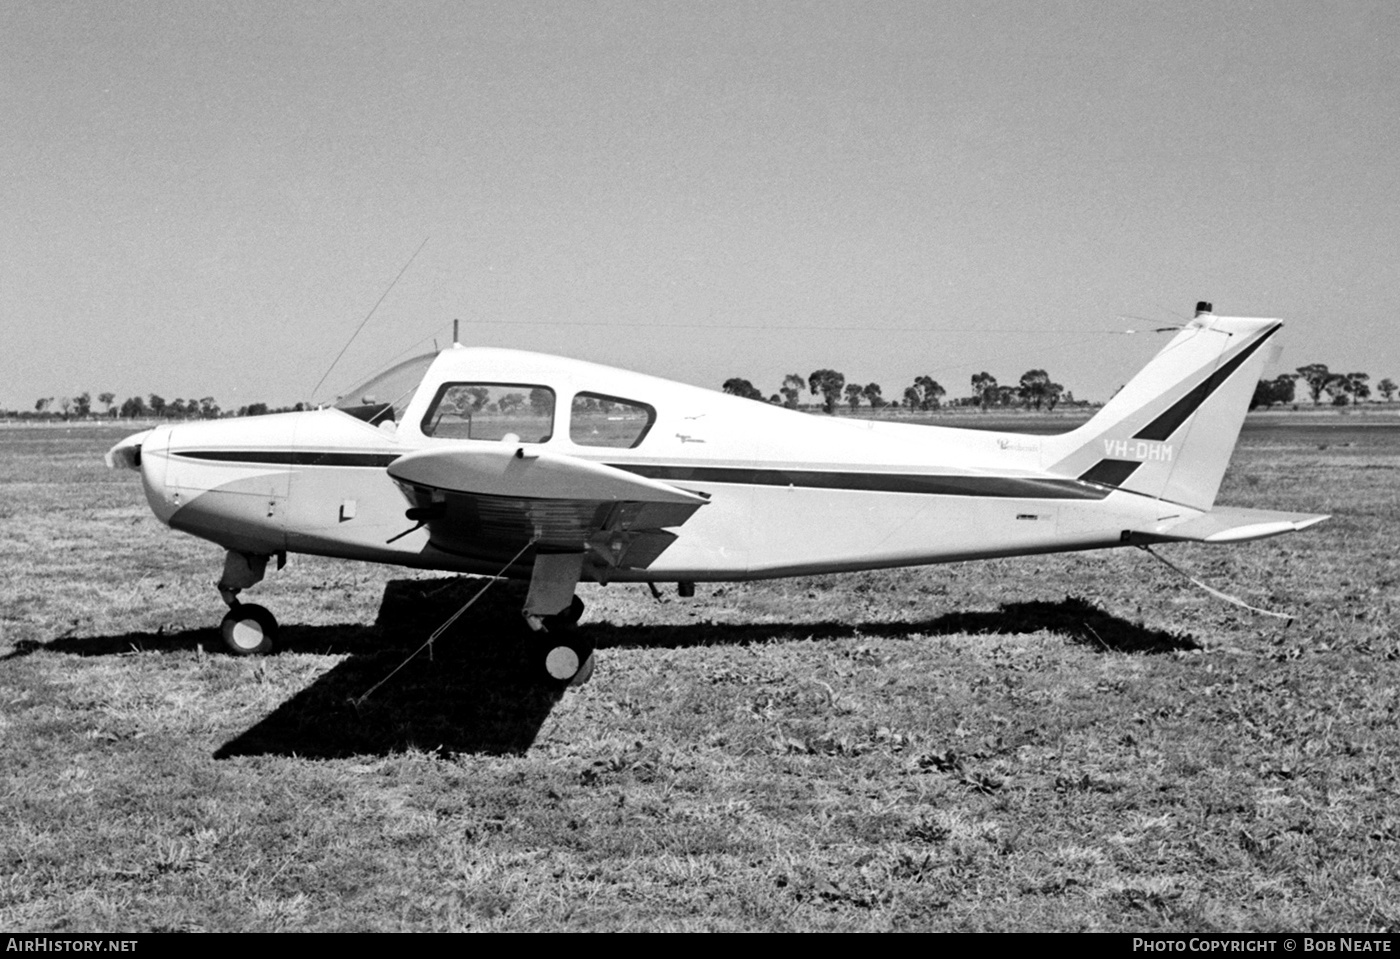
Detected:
[1292,513,1330,532]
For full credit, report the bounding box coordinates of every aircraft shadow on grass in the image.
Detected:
[9,578,1196,759]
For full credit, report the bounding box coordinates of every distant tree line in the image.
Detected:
[1251,365,1398,409]
[724,363,1398,415]
[724,368,1074,413]
[9,391,308,421]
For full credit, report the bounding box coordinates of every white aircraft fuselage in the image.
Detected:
[107,307,1327,675]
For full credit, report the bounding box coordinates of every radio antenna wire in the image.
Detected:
[310,236,430,403]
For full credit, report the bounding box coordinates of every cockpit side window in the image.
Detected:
[422,384,555,442]
[569,393,655,448]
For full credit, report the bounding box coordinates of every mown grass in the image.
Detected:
[1,419,1397,931]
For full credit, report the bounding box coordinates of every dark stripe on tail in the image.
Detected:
[1134,324,1280,441]
[1077,459,1142,488]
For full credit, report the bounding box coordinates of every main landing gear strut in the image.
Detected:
[523,553,593,686]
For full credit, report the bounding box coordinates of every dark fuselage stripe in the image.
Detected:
[174,450,1107,501]
[177,450,401,468]
[611,464,1108,500]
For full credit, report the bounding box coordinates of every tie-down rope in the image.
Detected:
[353,538,536,707]
[1137,544,1293,622]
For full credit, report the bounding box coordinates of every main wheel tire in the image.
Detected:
[537,634,595,687]
[220,604,278,655]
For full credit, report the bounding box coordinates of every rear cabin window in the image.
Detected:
[569,393,655,448]
[422,384,555,442]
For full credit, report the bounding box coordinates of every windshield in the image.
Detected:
[333,353,435,426]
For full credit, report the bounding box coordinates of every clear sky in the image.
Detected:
[3,1,1397,411]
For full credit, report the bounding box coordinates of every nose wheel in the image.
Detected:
[220,603,278,655]
[216,551,279,655]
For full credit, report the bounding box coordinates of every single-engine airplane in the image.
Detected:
[107,302,1327,684]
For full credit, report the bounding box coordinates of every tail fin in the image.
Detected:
[1042,306,1282,511]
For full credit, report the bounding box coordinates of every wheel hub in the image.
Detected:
[544,645,581,681]
[228,618,266,651]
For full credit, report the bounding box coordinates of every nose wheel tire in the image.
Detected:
[220,604,278,655]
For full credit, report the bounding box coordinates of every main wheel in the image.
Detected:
[220,604,278,655]
[536,634,595,687]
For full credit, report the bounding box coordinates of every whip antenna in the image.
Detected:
[310,236,430,403]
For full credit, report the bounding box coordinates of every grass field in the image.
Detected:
[1,416,1397,931]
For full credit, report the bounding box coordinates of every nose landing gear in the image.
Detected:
[216,550,281,656]
[220,603,279,655]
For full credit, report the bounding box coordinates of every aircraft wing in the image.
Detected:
[1129,506,1330,544]
[386,444,709,569]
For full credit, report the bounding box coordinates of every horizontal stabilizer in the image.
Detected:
[1129,506,1329,545]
